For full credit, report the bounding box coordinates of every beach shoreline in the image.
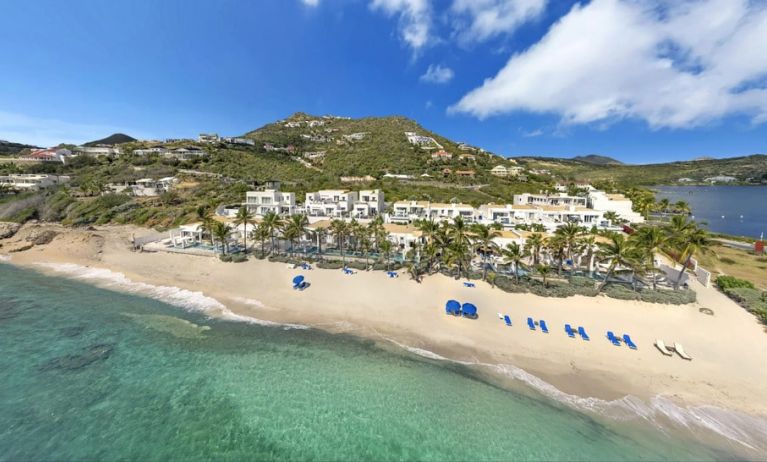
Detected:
[2,222,767,454]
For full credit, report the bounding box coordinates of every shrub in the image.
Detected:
[219,254,232,262]
[317,260,344,270]
[716,275,755,291]
[719,257,736,265]
[637,288,696,305]
[230,253,248,263]
[724,287,767,324]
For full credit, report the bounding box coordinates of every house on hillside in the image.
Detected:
[455,170,475,178]
[342,132,368,142]
[704,175,737,183]
[133,146,168,156]
[340,175,375,183]
[431,150,452,161]
[108,177,177,197]
[165,147,207,161]
[382,173,414,180]
[459,153,476,161]
[303,151,326,161]
[20,148,72,163]
[198,133,220,143]
[405,132,435,146]
[74,146,122,157]
[490,165,523,177]
[222,137,255,146]
[0,174,70,191]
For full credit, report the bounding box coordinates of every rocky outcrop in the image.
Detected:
[0,222,20,239]
[26,229,58,245]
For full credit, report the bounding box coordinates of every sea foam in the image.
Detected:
[37,263,308,331]
[0,254,11,262]
[385,337,767,454]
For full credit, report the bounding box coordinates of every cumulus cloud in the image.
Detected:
[450,0,767,129]
[420,64,454,84]
[301,0,320,6]
[371,0,432,51]
[451,0,548,43]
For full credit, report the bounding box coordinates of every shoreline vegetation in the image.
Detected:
[2,223,767,424]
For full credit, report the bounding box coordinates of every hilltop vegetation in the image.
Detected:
[0,140,38,156]
[515,154,767,186]
[84,133,136,146]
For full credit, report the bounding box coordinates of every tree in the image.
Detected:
[211,221,232,255]
[261,211,283,255]
[672,227,712,290]
[196,205,216,245]
[501,242,525,283]
[524,232,546,265]
[330,219,349,266]
[252,223,270,257]
[657,198,670,214]
[283,214,308,257]
[234,206,254,253]
[555,222,584,264]
[634,226,667,290]
[595,233,639,293]
[471,223,500,281]
[603,211,620,227]
[674,200,691,215]
[547,234,568,276]
[379,239,393,271]
[534,263,552,288]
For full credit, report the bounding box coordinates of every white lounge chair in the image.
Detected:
[674,343,693,361]
[654,339,673,356]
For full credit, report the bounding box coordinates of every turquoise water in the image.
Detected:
[0,263,743,461]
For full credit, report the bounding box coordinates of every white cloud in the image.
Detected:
[301,0,320,6]
[522,128,543,137]
[451,0,767,129]
[370,0,432,51]
[451,0,548,43]
[420,64,454,84]
[0,111,144,147]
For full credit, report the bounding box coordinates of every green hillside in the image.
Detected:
[0,140,38,156]
[515,154,767,186]
[84,133,136,146]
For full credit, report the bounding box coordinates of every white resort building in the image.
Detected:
[245,189,297,217]
[0,174,70,191]
[587,191,644,223]
[513,193,588,208]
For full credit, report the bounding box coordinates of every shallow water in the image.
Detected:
[0,263,753,461]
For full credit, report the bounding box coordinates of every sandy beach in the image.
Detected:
[3,223,767,423]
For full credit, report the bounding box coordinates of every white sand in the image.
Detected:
[3,223,767,418]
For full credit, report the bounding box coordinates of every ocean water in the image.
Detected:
[0,263,758,461]
[655,186,767,239]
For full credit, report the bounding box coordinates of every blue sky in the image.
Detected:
[1,0,766,164]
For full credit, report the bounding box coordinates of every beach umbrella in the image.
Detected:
[461,303,477,317]
[445,299,461,314]
[292,275,305,285]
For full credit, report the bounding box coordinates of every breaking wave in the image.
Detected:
[37,263,308,331]
[385,337,767,455]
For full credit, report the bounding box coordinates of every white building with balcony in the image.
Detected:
[513,193,588,208]
[245,189,296,216]
[304,190,357,218]
[352,189,385,218]
[588,191,644,223]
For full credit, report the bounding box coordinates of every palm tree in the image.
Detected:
[634,226,667,289]
[471,223,501,281]
[379,239,393,271]
[524,232,546,265]
[211,221,232,255]
[501,242,525,283]
[421,241,439,274]
[657,198,670,214]
[595,233,638,293]
[603,211,620,227]
[555,223,584,263]
[415,218,440,244]
[283,214,308,257]
[368,216,385,252]
[261,211,283,255]
[547,234,568,276]
[672,227,712,289]
[313,226,328,257]
[196,205,216,245]
[252,223,270,257]
[674,200,691,215]
[329,219,349,266]
[534,263,552,288]
[578,235,598,276]
[234,206,254,253]
[360,232,373,269]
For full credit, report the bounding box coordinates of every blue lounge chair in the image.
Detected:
[607,331,621,346]
[565,324,575,338]
[578,326,590,341]
[539,320,549,333]
[504,315,512,326]
[623,334,638,350]
[463,282,475,288]
[527,317,535,330]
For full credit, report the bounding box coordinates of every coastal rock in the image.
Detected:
[26,229,59,245]
[0,222,20,239]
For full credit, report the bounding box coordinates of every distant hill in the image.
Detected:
[84,133,136,146]
[571,154,623,166]
[515,154,767,185]
[0,140,39,156]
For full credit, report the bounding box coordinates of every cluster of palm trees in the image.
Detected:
[194,205,710,293]
[624,188,691,219]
